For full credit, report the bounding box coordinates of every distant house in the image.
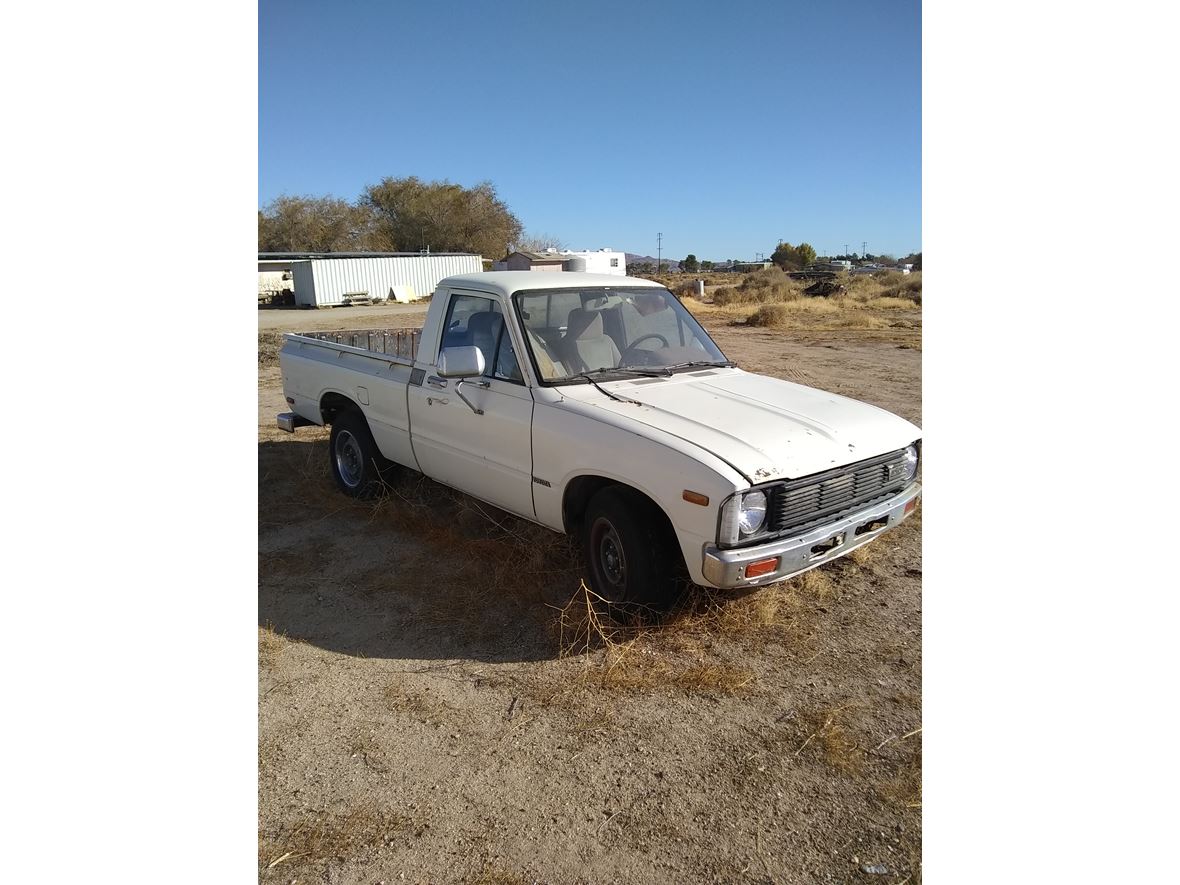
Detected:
[502,250,567,272]
[494,248,626,276]
[731,261,773,273]
[560,248,626,275]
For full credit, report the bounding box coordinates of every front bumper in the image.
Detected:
[701,482,921,589]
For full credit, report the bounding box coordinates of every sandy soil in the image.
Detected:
[258,310,922,884]
[259,303,430,332]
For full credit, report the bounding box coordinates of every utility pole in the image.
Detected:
[862,241,868,258]
[844,243,849,258]
[657,232,663,272]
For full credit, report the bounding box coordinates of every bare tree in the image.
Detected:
[512,231,567,253]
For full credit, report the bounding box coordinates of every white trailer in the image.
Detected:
[557,249,626,276]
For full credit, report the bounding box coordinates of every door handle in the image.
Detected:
[426,376,447,389]
[426,396,449,406]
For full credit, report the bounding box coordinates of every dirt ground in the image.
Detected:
[258,305,922,884]
[258,303,429,332]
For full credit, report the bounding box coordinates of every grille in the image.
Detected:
[767,448,913,537]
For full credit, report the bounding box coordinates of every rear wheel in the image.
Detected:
[329,411,393,499]
[582,485,682,609]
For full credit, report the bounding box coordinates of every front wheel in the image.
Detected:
[582,486,682,609]
[329,411,393,499]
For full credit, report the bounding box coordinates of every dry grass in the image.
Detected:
[855,296,920,310]
[260,803,411,874]
[556,564,841,652]
[258,623,285,668]
[258,332,285,367]
[703,270,920,315]
[547,565,850,698]
[712,268,804,306]
[794,705,866,774]
[552,582,758,695]
[747,301,892,331]
[848,542,879,567]
[877,733,923,809]
[771,299,838,315]
[795,565,837,599]
[683,270,921,334]
[641,272,736,290]
[678,295,743,322]
[595,644,756,694]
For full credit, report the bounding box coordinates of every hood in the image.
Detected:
[558,368,921,483]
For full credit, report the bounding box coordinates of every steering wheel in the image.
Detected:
[620,333,670,365]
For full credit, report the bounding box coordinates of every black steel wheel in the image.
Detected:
[328,410,393,499]
[581,485,681,609]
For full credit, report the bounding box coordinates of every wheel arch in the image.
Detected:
[570,476,689,603]
[319,390,362,425]
[561,474,674,541]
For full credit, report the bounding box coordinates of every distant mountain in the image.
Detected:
[625,253,738,271]
[625,253,679,270]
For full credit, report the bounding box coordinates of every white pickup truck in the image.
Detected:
[277,272,921,605]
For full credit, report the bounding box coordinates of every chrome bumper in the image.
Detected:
[276,412,314,433]
[701,483,921,589]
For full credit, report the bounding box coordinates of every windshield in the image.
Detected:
[512,286,729,383]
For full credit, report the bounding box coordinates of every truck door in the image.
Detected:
[407,291,536,519]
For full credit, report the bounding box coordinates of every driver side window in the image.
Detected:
[441,293,523,384]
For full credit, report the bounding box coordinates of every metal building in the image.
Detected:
[260,253,484,307]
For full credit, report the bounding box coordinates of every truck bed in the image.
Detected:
[289,328,421,362]
[280,327,424,471]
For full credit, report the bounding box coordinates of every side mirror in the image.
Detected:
[438,345,485,379]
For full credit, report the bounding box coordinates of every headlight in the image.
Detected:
[738,490,767,535]
[718,489,770,546]
[901,444,919,481]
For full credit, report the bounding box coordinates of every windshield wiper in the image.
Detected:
[567,366,670,381]
[600,366,672,377]
[563,368,661,403]
[663,360,736,372]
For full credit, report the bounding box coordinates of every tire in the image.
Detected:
[582,485,683,609]
[328,410,393,499]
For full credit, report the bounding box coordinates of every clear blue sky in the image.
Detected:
[259,0,921,260]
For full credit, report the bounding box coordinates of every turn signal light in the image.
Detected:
[745,557,779,578]
[904,498,918,515]
[682,490,710,506]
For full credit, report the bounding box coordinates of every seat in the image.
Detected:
[525,326,566,379]
[618,296,685,350]
[466,310,504,372]
[560,309,620,373]
[600,304,628,351]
